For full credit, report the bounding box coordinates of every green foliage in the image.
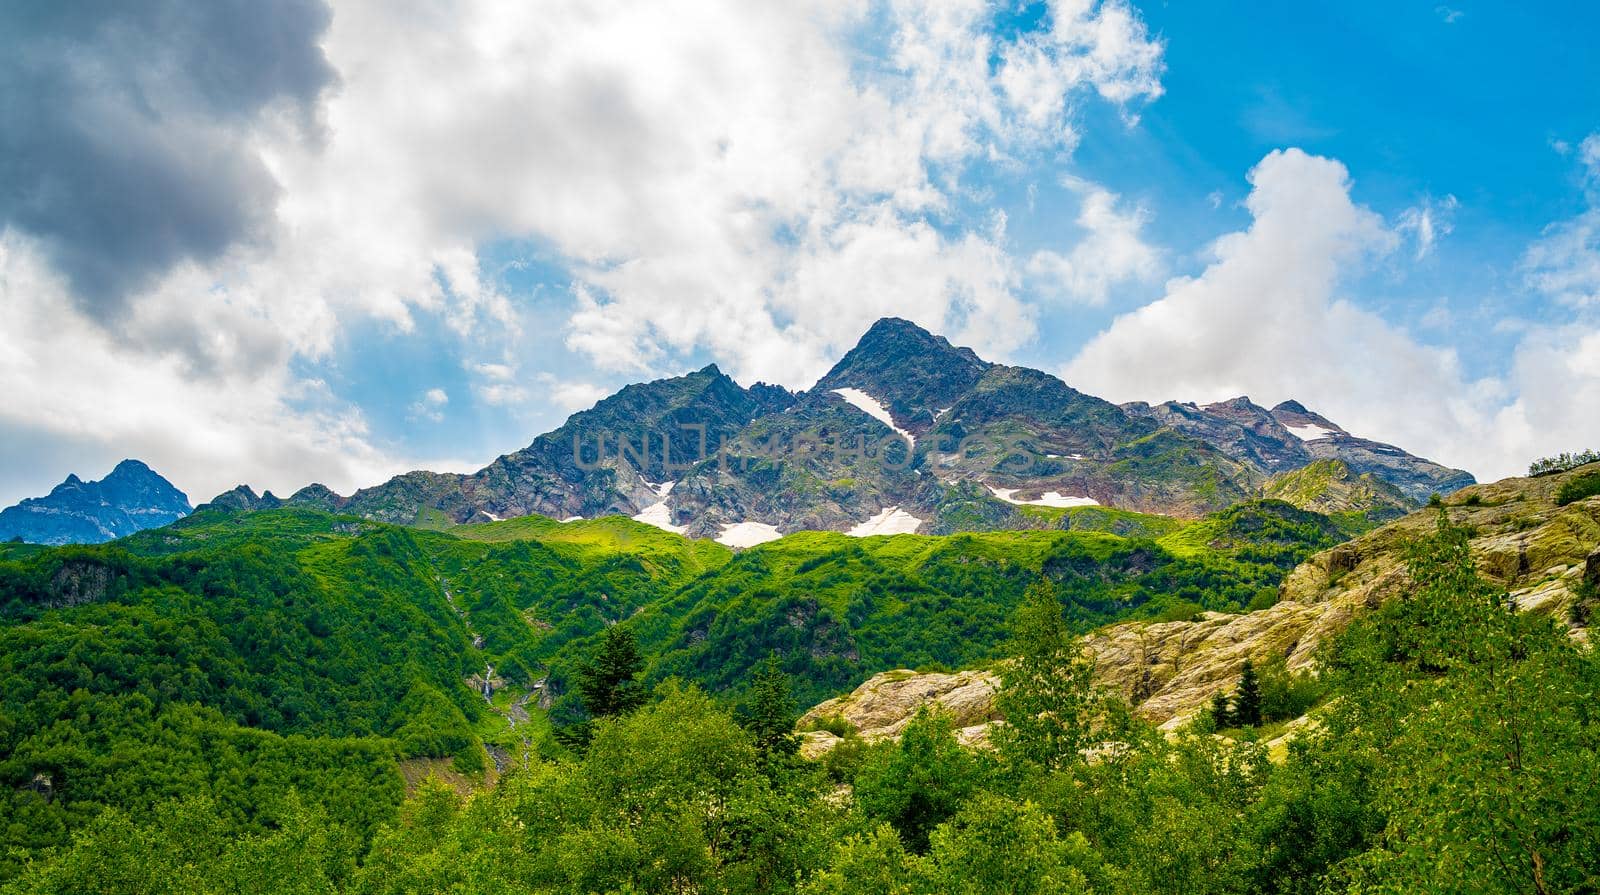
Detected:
[575,625,648,719]
[853,709,993,853]
[1555,470,1600,505]
[1232,660,1263,728]
[4,507,1596,893]
[743,655,801,763]
[994,582,1112,773]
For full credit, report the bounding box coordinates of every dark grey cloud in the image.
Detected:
[0,0,336,309]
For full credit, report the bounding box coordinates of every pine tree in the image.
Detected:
[994,580,1103,772]
[577,625,648,719]
[744,654,799,763]
[1234,659,1263,728]
[1209,689,1234,730]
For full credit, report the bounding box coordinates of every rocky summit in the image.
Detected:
[208,318,1475,541]
[0,460,192,545]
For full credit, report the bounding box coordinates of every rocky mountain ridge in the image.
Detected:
[208,318,1474,542]
[0,460,192,545]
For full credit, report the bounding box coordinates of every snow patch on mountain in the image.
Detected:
[631,502,686,534]
[832,388,915,445]
[642,479,676,498]
[1286,424,1337,442]
[716,521,783,547]
[987,486,1100,508]
[846,506,923,536]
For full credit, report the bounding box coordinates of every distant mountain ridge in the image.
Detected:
[207,317,1475,540]
[0,460,191,545]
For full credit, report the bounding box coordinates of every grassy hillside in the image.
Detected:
[0,501,1346,876]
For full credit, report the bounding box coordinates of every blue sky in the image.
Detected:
[2,0,1598,506]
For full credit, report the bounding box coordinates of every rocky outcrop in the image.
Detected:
[1090,463,1600,728]
[796,464,1600,744]
[796,669,1000,754]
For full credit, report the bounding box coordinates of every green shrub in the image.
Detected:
[1555,472,1600,506]
[1156,600,1205,623]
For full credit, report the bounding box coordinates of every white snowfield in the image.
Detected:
[1046,453,1087,461]
[560,516,584,523]
[641,479,676,498]
[482,511,503,522]
[716,521,783,547]
[987,485,1100,508]
[846,506,924,536]
[831,388,916,445]
[631,502,686,534]
[1285,423,1338,442]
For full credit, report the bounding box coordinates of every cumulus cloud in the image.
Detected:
[1,0,1167,500]
[0,232,404,505]
[1522,133,1600,308]
[1063,143,1600,481]
[0,1,335,308]
[1063,148,1504,474]
[1026,180,1159,304]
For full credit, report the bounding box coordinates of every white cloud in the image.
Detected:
[407,388,449,422]
[5,0,1169,498]
[0,231,413,505]
[547,380,612,413]
[1522,133,1600,308]
[1435,5,1464,24]
[1026,180,1159,304]
[1397,194,1459,260]
[1062,148,1509,476]
[1064,144,1600,481]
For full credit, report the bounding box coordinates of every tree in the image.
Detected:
[1208,690,1233,730]
[853,709,988,853]
[576,625,648,720]
[743,654,799,764]
[1233,660,1262,728]
[994,581,1104,772]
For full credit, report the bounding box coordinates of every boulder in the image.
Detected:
[798,669,999,742]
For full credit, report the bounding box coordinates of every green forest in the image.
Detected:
[1,504,1596,892]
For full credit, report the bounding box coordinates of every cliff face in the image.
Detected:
[796,464,1600,742]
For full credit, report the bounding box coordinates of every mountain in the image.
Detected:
[1262,458,1414,524]
[208,318,1473,539]
[0,460,191,545]
[1124,396,1474,502]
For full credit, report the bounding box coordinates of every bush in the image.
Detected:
[801,713,856,738]
[1247,588,1279,612]
[1257,657,1326,722]
[1555,472,1600,507]
[1156,601,1205,623]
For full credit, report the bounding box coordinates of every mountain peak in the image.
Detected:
[0,460,191,545]
[1272,399,1310,414]
[813,318,990,420]
[109,458,154,475]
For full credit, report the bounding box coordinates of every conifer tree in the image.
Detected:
[577,625,648,719]
[1209,689,1234,730]
[1234,659,1263,728]
[744,654,799,762]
